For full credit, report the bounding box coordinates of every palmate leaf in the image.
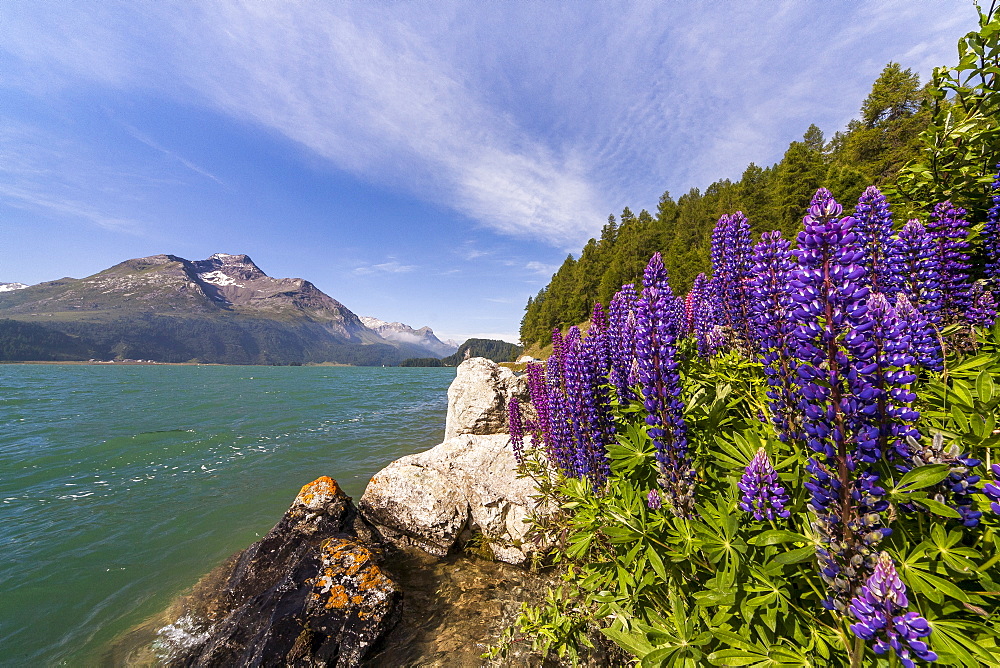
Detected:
[927,618,1000,667]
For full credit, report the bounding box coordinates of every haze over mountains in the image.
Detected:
[0,254,458,365]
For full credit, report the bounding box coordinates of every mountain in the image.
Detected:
[359,316,458,358]
[0,253,440,365]
[0,282,28,293]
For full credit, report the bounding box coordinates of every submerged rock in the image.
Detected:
[156,476,400,667]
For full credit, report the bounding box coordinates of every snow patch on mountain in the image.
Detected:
[197,271,243,288]
[0,282,28,293]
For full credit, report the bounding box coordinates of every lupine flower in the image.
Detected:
[849,293,919,464]
[710,212,755,347]
[646,488,662,510]
[608,284,639,404]
[637,253,696,517]
[905,433,982,527]
[562,325,614,484]
[749,230,802,443]
[790,189,888,609]
[738,449,790,521]
[507,397,526,465]
[969,283,998,328]
[890,219,943,327]
[854,186,897,296]
[893,295,943,373]
[928,201,973,324]
[983,464,1000,514]
[525,362,552,457]
[985,165,1000,294]
[849,553,937,666]
[689,273,717,357]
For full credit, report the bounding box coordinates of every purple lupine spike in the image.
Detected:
[791,189,889,610]
[738,449,790,521]
[849,553,938,665]
[541,323,614,486]
[849,293,919,464]
[810,187,835,210]
[893,295,943,373]
[646,488,662,510]
[889,220,943,371]
[608,283,639,404]
[710,214,732,316]
[636,253,696,517]
[891,219,943,323]
[749,230,802,443]
[854,186,896,296]
[507,397,525,465]
[690,273,716,358]
[589,302,610,373]
[986,165,1000,296]
[711,212,755,348]
[525,362,551,454]
[969,283,998,328]
[984,464,1000,514]
[928,201,973,325]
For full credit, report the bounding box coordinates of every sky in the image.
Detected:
[0,1,982,343]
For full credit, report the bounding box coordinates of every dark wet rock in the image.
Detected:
[157,476,400,667]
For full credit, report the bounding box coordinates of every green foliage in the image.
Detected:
[894,4,1000,220]
[0,319,93,361]
[397,357,445,367]
[439,338,523,365]
[492,328,1000,667]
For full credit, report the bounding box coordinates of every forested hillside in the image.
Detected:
[520,63,936,346]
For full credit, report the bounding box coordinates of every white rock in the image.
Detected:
[359,434,547,565]
[444,357,528,439]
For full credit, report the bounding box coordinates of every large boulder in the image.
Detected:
[362,357,548,565]
[444,357,529,439]
[156,477,400,667]
[359,433,548,566]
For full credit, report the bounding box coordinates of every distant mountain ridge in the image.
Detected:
[359,316,457,357]
[0,282,28,293]
[0,253,450,365]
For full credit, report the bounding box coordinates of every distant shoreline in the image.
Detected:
[0,360,357,367]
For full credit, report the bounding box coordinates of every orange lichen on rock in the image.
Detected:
[295,476,341,509]
[310,537,397,613]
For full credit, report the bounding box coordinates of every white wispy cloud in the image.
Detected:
[525,261,559,277]
[0,0,980,246]
[353,259,417,276]
[123,124,226,187]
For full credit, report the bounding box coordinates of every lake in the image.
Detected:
[0,364,454,665]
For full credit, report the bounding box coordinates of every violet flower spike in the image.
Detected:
[738,449,790,521]
[636,252,696,517]
[927,201,973,325]
[749,230,802,443]
[986,164,1000,296]
[507,397,525,465]
[849,553,937,666]
[854,186,896,296]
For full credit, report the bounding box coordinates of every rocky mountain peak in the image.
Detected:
[190,253,267,283]
[360,316,457,358]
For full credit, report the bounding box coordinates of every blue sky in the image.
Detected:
[0,1,980,343]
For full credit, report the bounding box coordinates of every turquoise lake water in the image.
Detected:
[0,364,455,666]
